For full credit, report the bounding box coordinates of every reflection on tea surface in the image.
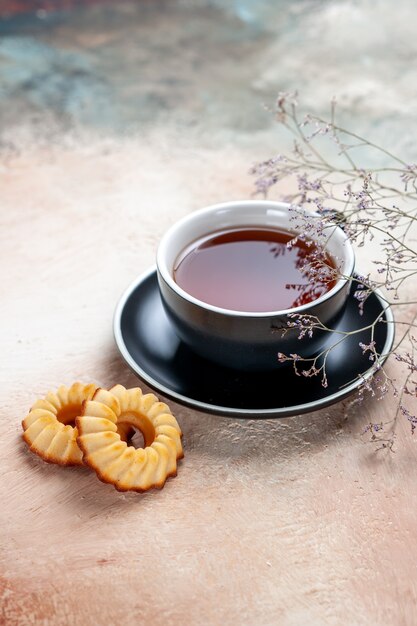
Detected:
[174,228,337,312]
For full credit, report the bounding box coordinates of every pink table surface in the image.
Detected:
[1,140,416,626]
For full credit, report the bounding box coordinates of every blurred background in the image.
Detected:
[1,0,417,162]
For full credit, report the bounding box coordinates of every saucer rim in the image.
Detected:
[113,266,395,418]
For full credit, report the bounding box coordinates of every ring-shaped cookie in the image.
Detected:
[22,382,133,466]
[76,385,183,492]
[22,382,98,465]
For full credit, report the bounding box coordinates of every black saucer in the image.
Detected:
[114,267,394,418]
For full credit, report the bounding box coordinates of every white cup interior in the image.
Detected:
[157,200,355,315]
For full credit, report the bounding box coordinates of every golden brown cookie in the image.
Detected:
[76,385,183,492]
[22,383,97,465]
[22,383,133,466]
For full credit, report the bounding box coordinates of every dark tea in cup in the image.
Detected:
[157,201,354,370]
[174,228,337,312]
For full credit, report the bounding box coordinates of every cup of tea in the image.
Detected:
[156,200,355,370]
